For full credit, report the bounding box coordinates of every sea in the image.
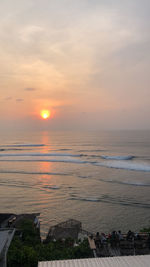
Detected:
[0,130,150,238]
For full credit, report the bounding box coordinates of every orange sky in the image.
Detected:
[0,0,150,130]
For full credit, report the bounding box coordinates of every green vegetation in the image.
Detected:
[140,227,150,233]
[7,219,93,267]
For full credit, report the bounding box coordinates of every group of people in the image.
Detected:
[108,230,124,247]
[93,230,150,248]
[94,230,124,247]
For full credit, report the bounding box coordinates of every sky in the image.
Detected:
[0,0,150,130]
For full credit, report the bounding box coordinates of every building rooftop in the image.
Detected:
[0,229,15,255]
[38,255,150,267]
[0,229,15,267]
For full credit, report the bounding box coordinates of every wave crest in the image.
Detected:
[1,144,45,147]
[101,155,134,160]
[94,161,150,172]
[69,194,150,209]
[0,152,82,158]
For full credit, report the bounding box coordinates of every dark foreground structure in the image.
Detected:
[0,214,150,266]
[45,219,82,242]
[0,213,40,230]
[88,231,150,257]
[0,213,40,267]
[0,229,15,267]
[45,219,150,258]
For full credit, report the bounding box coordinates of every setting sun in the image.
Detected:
[40,110,51,120]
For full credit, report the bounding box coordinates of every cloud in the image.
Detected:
[0,0,150,129]
[24,87,36,91]
[16,98,24,102]
[5,96,12,101]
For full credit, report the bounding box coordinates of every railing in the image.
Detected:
[80,229,93,236]
[55,219,81,228]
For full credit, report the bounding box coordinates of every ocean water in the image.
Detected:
[0,130,150,237]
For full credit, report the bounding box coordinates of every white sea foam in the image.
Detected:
[94,160,150,172]
[101,155,134,160]
[1,153,150,172]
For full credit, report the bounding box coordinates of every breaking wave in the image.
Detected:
[0,151,150,172]
[59,149,72,151]
[0,152,82,157]
[78,175,92,179]
[94,161,150,172]
[78,149,106,152]
[70,195,99,202]
[0,158,88,164]
[0,170,68,176]
[101,155,134,160]
[43,185,60,190]
[0,148,24,151]
[0,144,45,147]
[69,194,150,209]
[101,179,150,187]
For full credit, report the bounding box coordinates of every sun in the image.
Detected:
[40,110,51,120]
